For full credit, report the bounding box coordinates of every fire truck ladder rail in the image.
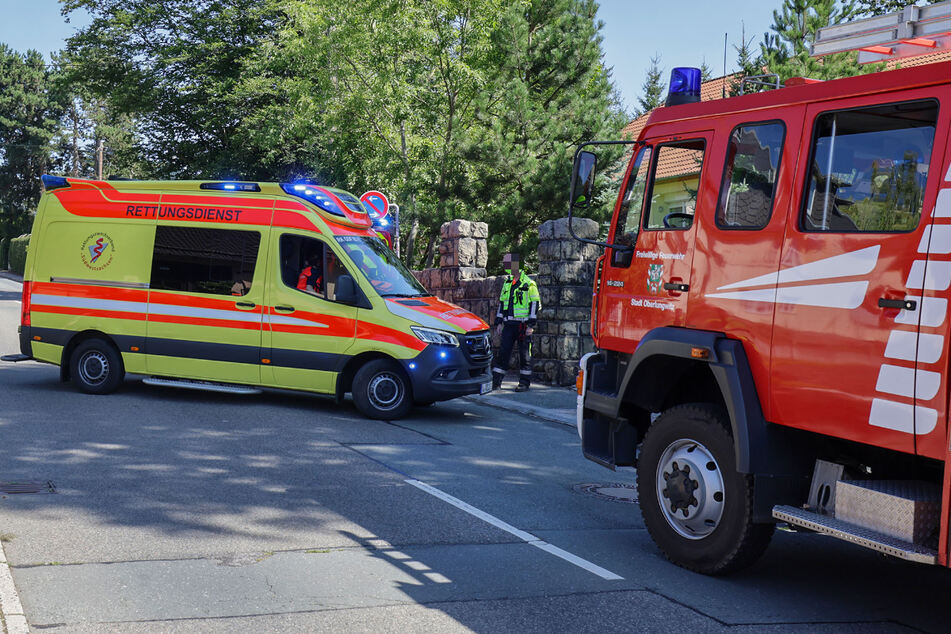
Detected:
[772,505,937,565]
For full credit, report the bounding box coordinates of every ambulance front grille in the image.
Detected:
[461,331,491,363]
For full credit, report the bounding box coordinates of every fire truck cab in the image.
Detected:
[572,61,951,573]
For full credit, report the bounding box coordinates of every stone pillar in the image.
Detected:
[414,219,492,324]
[534,217,601,386]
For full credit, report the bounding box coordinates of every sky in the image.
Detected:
[3,0,778,116]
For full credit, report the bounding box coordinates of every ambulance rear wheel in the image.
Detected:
[70,338,124,395]
[352,359,412,420]
[637,403,773,575]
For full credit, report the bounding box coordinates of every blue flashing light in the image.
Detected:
[379,218,389,227]
[41,174,69,191]
[280,183,345,217]
[439,351,448,360]
[200,182,261,192]
[666,67,702,106]
[409,362,417,370]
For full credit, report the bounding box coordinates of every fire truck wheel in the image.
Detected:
[352,359,413,420]
[70,338,125,395]
[637,403,774,575]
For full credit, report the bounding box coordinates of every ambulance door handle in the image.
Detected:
[663,282,689,292]
[235,301,256,310]
[878,298,916,311]
[274,305,296,314]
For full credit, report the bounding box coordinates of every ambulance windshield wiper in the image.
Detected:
[381,292,433,298]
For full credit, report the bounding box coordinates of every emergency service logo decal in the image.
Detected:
[647,264,663,294]
[81,232,115,271]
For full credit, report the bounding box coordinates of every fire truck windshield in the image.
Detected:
[335,236,430,297]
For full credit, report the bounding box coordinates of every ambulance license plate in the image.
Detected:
[480,381,492,395]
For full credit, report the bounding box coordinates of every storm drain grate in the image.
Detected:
[573,482,638,504]
[0,481,56,494]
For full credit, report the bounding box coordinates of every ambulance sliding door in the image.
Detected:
[262,231,357,393]
[770,96,943,455]
[146,225,267,384]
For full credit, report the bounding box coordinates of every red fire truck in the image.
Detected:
[570,17,951,574]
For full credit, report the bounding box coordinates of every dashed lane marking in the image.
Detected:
[405,478,624,581]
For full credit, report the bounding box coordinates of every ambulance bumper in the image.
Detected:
[19,325,33,358]
[402,343,492,403]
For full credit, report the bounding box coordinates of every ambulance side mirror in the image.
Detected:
[570,151,597,208]
[335,274,360,306]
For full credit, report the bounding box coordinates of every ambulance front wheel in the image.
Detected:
[70,338,125,395]
[637,403,773,575]
[352,359,413,420]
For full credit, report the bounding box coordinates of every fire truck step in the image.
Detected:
[142,377,262,395]
[772,505,937,565]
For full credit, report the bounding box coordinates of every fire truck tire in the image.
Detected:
[637,403,774,575]
[70,338,125,395]
[352,359,413,420]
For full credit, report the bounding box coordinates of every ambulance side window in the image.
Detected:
[644,139,705,230]
[150,226,260,296]
[280,234,354,302]
[717,121,785,229]
[801,100,937,232]
[611,146,652,267]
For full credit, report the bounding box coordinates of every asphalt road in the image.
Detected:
[0,275,948,633]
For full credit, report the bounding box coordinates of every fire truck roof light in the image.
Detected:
[666,67,702,107]
[41,174,69,190]
[199,182,261,192]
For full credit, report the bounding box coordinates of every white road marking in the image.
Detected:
[405,478,624,581]
[0,539,28,634]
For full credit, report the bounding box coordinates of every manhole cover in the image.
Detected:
[573,482,638,503]
[0,481,56,494]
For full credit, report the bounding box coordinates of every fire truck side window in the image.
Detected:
[717,122,785,229]
[802,100,937,232]
[644,140,706,230]
[150,226,260,296]
[610,146,651,267]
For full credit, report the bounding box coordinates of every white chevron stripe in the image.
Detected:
[875,364,942,400]
[934,188,951,217]
[715,245,879,291]
[894,296,947,328]
[869,399,937,435]
[917,225,951,254]
[706,281,867,309]
[906,260,951,290]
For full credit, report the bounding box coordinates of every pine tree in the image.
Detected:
[855,0,943,16]
[699,59,713,83]
[729,22,765,96]
[636,55,664,117]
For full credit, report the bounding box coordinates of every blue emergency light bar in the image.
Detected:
[280,183,346,217]
[200,182,261,192]
[665,67,702,107]
[41,174,70,190]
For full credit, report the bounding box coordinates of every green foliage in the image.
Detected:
[854,0,944,16]
[0,237,7,270]
[636,54,664,117]
[0,45,65,241]
[9,234,30,276]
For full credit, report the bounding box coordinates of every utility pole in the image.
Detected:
[96,139,104,180]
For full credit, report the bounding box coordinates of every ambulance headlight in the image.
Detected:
[411,326,459,347]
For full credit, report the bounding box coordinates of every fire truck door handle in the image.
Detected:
[663,282,690,292]
[878,298,916,311]
[274,305,295,313]
[235,301,256,309]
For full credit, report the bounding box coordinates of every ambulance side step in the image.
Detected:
[772,505,937,565]
[143,377,262,395]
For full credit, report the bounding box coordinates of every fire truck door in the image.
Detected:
[598,136,709,354]
[770,96,942,455]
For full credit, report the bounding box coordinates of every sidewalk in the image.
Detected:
[0,271,22,284]
[464,380,576,427]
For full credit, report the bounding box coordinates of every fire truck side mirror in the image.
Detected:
[570,151,597,208]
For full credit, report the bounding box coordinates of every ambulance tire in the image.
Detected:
[70,338,125,395]
[352,359,413,420]
[637,403,774,575]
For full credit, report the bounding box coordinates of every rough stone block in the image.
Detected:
[538,219,555,241]
[553,261,594,285]
[445,219,473,239]
[559,336,581,359]
[476,240,487,268]
[472,221,489,239]
[440,254,455,268]
[458,266,486,281]
[560,285,592,308]
[457,237,478,267]
[560,307,593,322]
[537,240,559,262]
[540,287,559,309]
[558,321,581,336]
[552,216,598,240]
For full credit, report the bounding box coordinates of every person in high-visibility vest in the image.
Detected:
[492,252,541,391]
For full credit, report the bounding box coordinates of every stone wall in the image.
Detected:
[414,217,600,386]
[533,218,601,386]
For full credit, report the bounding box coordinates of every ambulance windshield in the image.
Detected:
[335,236,430,297]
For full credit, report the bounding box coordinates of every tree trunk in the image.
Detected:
[421,230,438,270]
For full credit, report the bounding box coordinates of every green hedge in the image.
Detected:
[9,234,30,276]
[0,238,7,270]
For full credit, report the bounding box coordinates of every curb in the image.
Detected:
[463,393,576,428]
[0,272,22,284]
[0,540,27,634]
